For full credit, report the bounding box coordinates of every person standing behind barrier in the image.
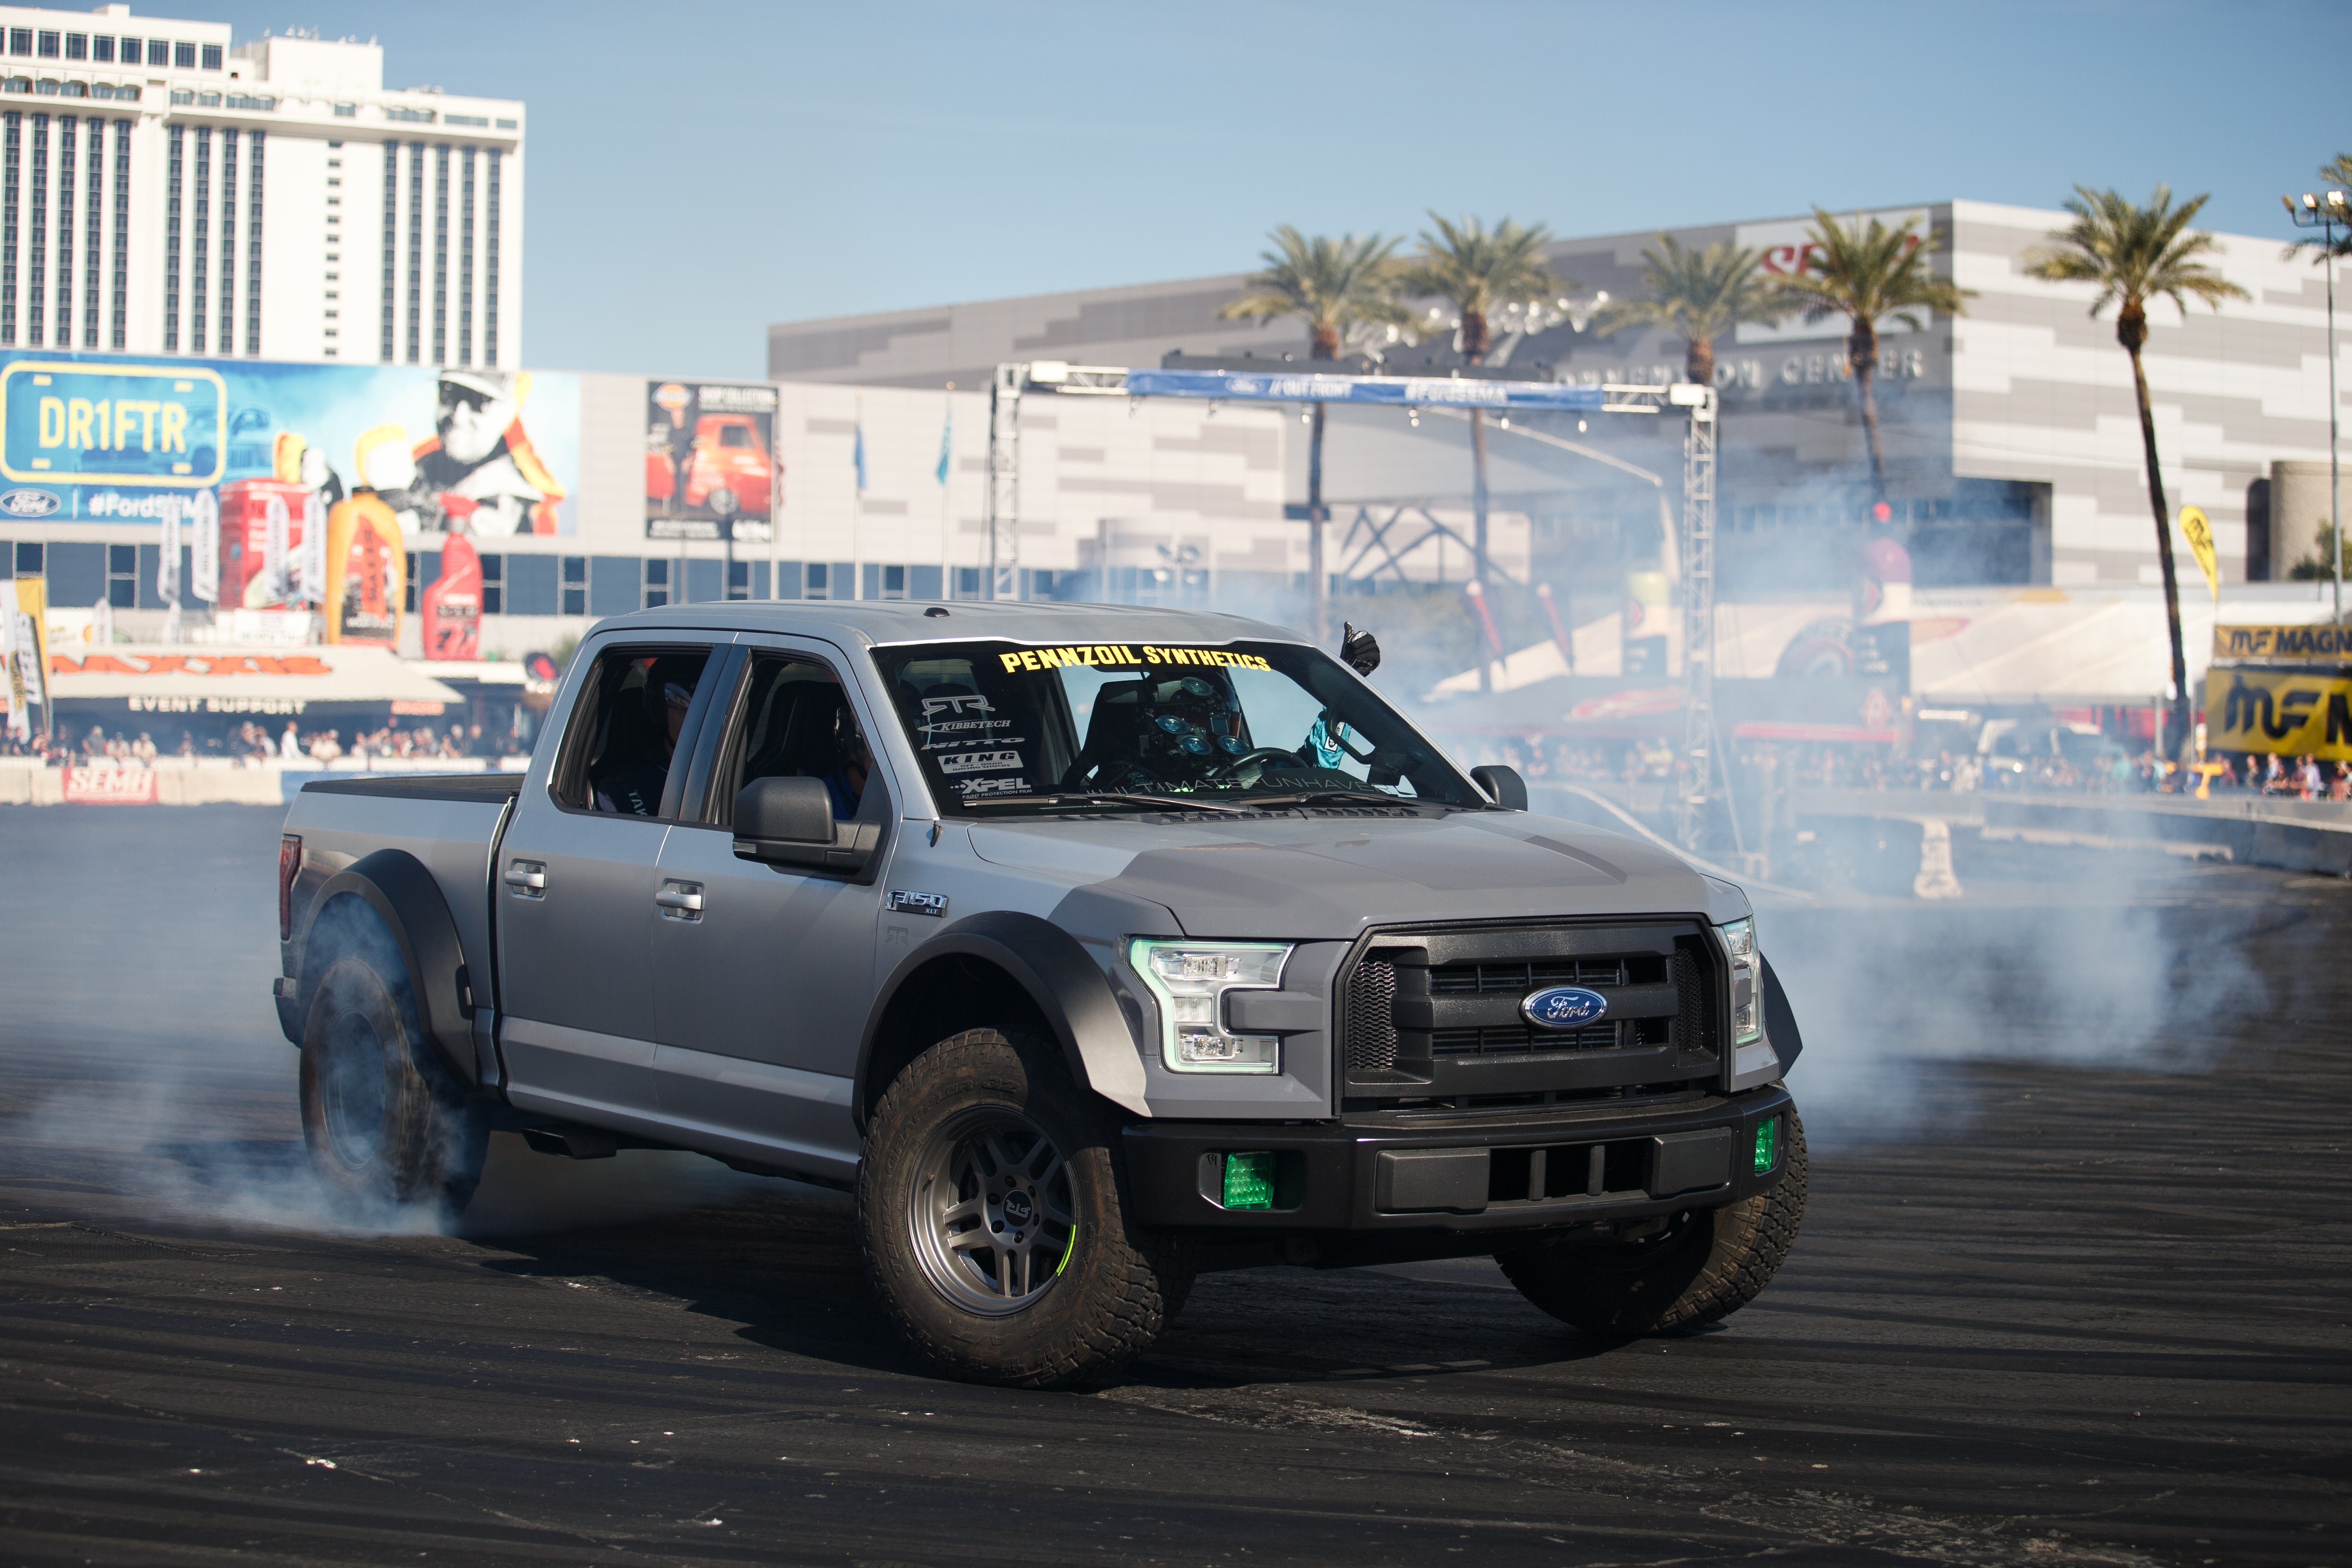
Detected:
[280,721,302,762]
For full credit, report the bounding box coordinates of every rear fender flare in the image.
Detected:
[855,910,1147,1125]
[296,849,478,1088]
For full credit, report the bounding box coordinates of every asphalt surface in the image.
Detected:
[0,805,2345,1567]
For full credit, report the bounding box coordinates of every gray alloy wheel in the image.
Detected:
[905,1105,1077,1315]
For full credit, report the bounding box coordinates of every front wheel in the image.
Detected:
[1496,1110,1808,1339]
[858,1027,1190,1387]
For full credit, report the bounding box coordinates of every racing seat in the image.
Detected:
[1062,679,1153,789]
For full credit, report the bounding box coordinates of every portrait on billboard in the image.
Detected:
[646,380,779,542]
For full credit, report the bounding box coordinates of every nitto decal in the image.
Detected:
[938,749,1024,774]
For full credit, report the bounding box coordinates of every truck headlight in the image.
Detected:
[1719,916,1762,1046]
[1128,939,1292,1074]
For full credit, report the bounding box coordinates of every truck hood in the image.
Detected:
[966,808,1734,940]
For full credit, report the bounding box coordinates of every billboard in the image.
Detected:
[0,353,580,551]
[646,379,779,542]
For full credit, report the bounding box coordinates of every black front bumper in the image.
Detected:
[1122,1083,1793,1239]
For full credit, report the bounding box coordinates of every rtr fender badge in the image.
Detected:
[888,889,948,918]
[1522,985,1608,1029]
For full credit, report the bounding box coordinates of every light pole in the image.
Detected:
[2285,188,2347,620]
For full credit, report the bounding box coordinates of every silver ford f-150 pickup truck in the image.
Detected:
[275,600,1806,1387]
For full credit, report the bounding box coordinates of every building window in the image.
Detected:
[162,124,179,349]
[91,37,111,64]
[188,126,208,353]
[479,553,502,615]
[642,557,668,609]
[53,115,72,354]
[200,43,222,70]
[147,40,167,66]
[385,106,431,124]
[431,144,446,364]
[726,560,750,601]
[405,141,421,362]
[26,113,45,347]
[172,41,193,69]
[5,31,26,56]
[495,118,517,130]
[457,147,474,364]
[64,34,85,61]
[445,113,486,128]
[243,128,261,354]
[881,564,907,600]
[805,562,830,600]
[36,33,58,59]
[106,543,135,608]
[79,111,97,347]
[109,118,127,348]
[561,556,586,616]
[333,102,355,118]
[379,142,395,361]
[1,112,18,347]
[14,540,41,574]
[483,148,499,365]
[215,127,233,356]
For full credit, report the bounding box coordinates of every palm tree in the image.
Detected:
[1220,227,1408,641]
[1779,209,1972,502]
[2024,186,2249,764]
[1594,234,1793,384]
[1400,216,1565,628]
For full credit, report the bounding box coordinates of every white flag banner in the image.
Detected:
[298,490,328,605]
[190,490,220,606]
[157,498,182,603]
[263,493,291,606]
[0,583,25,742]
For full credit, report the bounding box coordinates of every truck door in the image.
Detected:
[495,637,734,1131]
[645,643,893,1181]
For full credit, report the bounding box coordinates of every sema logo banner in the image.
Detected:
[0,362,226,486]
[2204,668,2352,761]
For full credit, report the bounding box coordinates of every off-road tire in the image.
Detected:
[858,1027,1191,1388]
[298,950,487,1222]
[1496,1109,1808,1340]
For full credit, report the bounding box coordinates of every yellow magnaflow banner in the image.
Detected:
[2179,506,2218,602]
[2213,623,2352,663]
[2204,667,2352,760]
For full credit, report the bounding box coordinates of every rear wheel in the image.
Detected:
[858,1027,1190,1387]
[298,951,486,1223]
[1496,1110,1807,1339]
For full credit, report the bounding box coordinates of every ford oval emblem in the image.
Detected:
[0,487,59,517]
[1523,985,1609,1029]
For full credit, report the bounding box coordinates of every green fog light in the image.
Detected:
[1221,1152,1275,1211]
[1753,1117,1779,1174]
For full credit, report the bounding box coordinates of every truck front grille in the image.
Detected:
[1338,920,1725,1113]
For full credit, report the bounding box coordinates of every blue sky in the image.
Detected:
[218,0,2352,380]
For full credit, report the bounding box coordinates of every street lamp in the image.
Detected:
[2285,187,2348,621]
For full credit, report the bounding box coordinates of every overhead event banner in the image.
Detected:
[0,353,580,545]
[0,576,50,740]
[2203,667,2352,761]
[2212,623,2352,664]
[646,380,780,543]
[1122,368,1614,411]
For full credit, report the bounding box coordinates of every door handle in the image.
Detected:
[504,859,547,898]
[655,880,705,920]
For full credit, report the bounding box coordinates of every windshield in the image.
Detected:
[870,637,1485,817]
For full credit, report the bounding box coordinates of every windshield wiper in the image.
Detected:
[965,791,1256,816]
[1231,788,1423,808]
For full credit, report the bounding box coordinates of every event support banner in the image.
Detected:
[0,577,50,740]
[0,354,581,573]
[2204,667,2352,762]
[646,380,779,542]
[2212,624,2352,664]
[1122,368,1613,411]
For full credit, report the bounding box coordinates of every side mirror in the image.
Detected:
[732,775,882,876]
[1470,764,1528,811]
[1340,622,1380,676]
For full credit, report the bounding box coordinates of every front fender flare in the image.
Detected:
[856,910,1148,1123]
[296,849,479,1088]
[1760,951,1803,1076]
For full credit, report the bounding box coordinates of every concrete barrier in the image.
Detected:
[0,755,526,807]
[1979,793,2352,876]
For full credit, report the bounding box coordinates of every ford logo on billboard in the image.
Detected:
[0,486,59,516]
[1522,985,1609,1029]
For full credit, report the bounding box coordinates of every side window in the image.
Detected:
[710,654,873,828]
[553,644,714,817]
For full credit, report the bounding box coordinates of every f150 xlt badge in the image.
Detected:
[1522,985,1608,1029]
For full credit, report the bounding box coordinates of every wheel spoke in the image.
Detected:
[939,1193,985,1230]
[1039,1196,1075,1229]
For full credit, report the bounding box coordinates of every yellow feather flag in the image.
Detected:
[2179,505,2219,603]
